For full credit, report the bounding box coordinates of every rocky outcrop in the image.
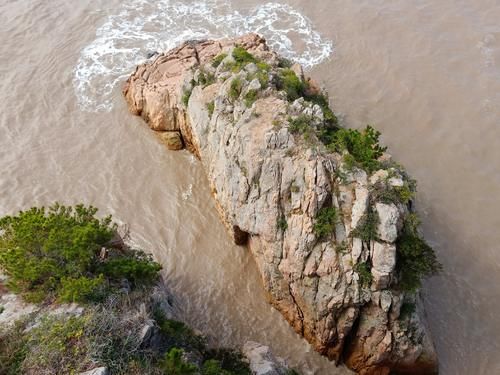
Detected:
[123,34,438,374]
[243,341,290,375]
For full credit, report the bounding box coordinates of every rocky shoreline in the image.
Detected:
[124,34,440,374]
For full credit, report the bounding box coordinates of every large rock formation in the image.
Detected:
[123,34,439,374]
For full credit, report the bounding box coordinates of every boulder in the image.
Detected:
[243,341,289,375]
[123,34,438,375]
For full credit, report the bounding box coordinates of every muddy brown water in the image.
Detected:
[1,1,499,373]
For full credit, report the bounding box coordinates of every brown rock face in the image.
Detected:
[123,34,438,375]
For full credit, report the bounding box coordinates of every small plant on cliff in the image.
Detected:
[229,77,243,101]
[277,217,288,232]
[289,115,314,136]
[198,70,216,87]
[354,261,373,286]
[396,213,442,292]
[351,208,379,242]
[161,348,198,375]
[232,46,258,65]
[212,53,227,68]
[276,68,306,102]
[206,101,215,117]
[0,204,161,303]
[182,87,193,107]
[244,89,259,107]
[328,126,387,173]
[313,207,338,239]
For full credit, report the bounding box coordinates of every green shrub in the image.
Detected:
[97,250,162,286]
[23,315,88,373]
[278,57,293,68]
[161,348,197,375]
[232,46,258,65]
[399,302,416,320]
[204,348,251,375]
[0,321,28,375]
[244,89,259,107]
[154,312,205,352]
[202,359,232,375]
[0,204,161,303]
[276,68,306,102]
[229,78,243,101]
[212,53,227,68]
[305,92,338,127]
[328,126,387,172]
[354,261,373,286]
[289,115,313,135]
[58,274,107,303]
[206,101,215,117]
[198,70,216,87]
[277,217,288,232]
[182,88,192,107]
[351,209,379,242]
[396,214,441,292]
[313,207,338,238]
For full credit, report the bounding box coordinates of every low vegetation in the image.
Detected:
[327,126,387,173]
[0,204,254,375]
[229,77,243,101]
[0,204,161,303]
[354,261,373,286]
[206,100,215,117]
[313,207,338,238]
[351,209,380,242]
[396,214,442,292]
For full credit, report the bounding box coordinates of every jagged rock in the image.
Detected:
[243,341,289,375]
[79,367,108,375]
[123,34,438,375]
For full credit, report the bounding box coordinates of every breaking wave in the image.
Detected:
[73,0,333,112]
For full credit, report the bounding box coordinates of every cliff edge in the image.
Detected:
[123,34,440,375]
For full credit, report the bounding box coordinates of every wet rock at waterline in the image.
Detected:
[124,34,439,374]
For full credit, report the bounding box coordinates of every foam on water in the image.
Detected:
[73,0,333,112]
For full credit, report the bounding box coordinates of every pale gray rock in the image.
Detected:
[243,341,288,375]
[376,202,401,242]
[79,367,108,375]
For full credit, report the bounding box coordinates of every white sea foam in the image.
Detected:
[73,0,333,112]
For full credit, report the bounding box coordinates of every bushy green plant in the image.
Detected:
[204,348,251,375]
[212,53,227,68]
[288,115,313,135]
[206,101,215,117]
[351,209,379,242]
[277,217,288,232]
[182,88,192,107]
[306,92,338,127]
[0,321,28,375]
[58,274,107,303]
[23,315,88,373]
[354,261,373,286]
[161,348,197,375]
[232,46,258,66]
[244,89,259,107]
[198,70,216,87]
[276,68,306,102]
[0,204,161,303]
[202,359,233,375]
[313,207,338,238]
[229,78,243,101]
[328,126,387,172]
[396,214,441,292]
[97,250,162,286]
